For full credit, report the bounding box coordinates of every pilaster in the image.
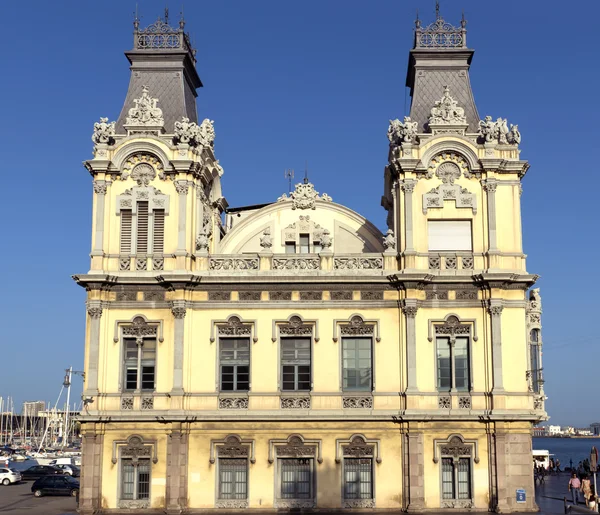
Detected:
[79,428,103,515]
[171,301,186,398]
[166,424,189,514]
[482,178,500,269]
[174,180,190,268]
[406,431,425,512]
[400,179,417,269]
[84,301,103,397]
[488,301,504,394]
[402,300,419,393]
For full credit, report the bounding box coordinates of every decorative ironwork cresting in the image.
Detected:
[414,6,467,49]
[134,15,195,58]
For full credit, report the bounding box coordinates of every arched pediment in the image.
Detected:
[219,200,385,255]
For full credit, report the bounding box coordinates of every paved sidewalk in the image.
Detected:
[536,472,598,515]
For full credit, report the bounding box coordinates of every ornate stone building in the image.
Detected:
[75,9,546,514]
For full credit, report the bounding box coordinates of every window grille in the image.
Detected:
[123,337,156,391]
[280,458,313,499]
[342,338,372,391]
[441,457,471,501]
[136,201,149,253]
[436,336,469,392]
[153,209,165,254]
[218,458,248,500]
[220,338,250,391]
[121,458,150,500]
[281,338,311,391]
[344,458,373,499]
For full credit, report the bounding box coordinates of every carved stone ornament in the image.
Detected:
[119,500,150,510]
[299,291,322,301]
[479,116,519,145]
[174,180,189,195]
[438,395,451,409]
[427,152,470,182]
[276,435,315,455]
[343,396,373,409]
[273,257,320,270]
[387,116,418,146]
[198,118,216,148]
[528,288,542,312]
[196,228,210,252]
[334,257,383,270]
[441,436,472,459]
[435,315,470,340]
[344,499,376,509]
[93,181,108,195]
[173,117,200,146]
[275,500,315,509]
[343,436,375,458]
[319,228,332,249]
[458,396,471,409]
[92,117,115,145]
[340,316,375,337]
[141,397,154,410]
[428,86,466,125]
[361,291,383,301]
[507,124,521,144]
[331,291,352,301]
[209,258,259,270]
[219,397,249,410]
[423,183,476,214]
[121,153,163,183]
[216,500,249,509]
[259,227,273,249]
[126,85,164,127]
[217,316,252,337]
[280,316,313,336]
[402,305,418,318]
[86,303,103,319]
[277,180,332,210]
[122,316,158,343]
[270,291,292,301]
[217,436,250,457]
[281,397,311,409]
[120,435,155,464]
[488,304,504,316]
[383,229,396,250]
[171,304,187,319]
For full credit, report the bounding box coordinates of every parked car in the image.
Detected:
[48,457,76,466]
[20,465,63,480]
[0,468,21,485]
[31,475,79,497]
[55,464,80,477]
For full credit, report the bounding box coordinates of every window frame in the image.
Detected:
[217,458,248,501]
[277,457,315,501]
[435,335,471,393]
[427,219,473,252]
[122,335,157,393]
[280,337,312,392]
[119,456,151,503]
[218,337,251,392]
[529,329,542,393]
[341,337,373,392]
[343,457,373,500]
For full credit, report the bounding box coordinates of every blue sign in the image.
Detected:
[516,489,526,503]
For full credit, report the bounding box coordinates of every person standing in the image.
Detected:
[581,475,592,505]
[556,459,562,473]
[569,472,582,504]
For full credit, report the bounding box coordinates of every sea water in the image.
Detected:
[533,437,600,469]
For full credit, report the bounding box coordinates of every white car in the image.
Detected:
[0,468,21,485]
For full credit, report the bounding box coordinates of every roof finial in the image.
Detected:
[164,6,169,24]
[461,10,466,28]
[304,161,309,184]
[435,0,441,19]
[133,3,140,30]
[415,8,421,28]
[179,4,185,29]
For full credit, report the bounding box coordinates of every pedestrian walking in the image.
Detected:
[550,458,555,475]
[556,459,562,473]
[569,472,582,504]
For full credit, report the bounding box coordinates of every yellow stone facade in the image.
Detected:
[76,10,546,515]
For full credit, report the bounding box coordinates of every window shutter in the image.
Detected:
[153,209,165,254]
[120,210,133,253]
[428,220,472,251]
[136,202,149,254]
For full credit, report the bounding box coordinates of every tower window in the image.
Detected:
[428,220,472,252]
[299,234,310,254]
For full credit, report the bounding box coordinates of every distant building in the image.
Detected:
[591,423,600,436]
[532,426,547,437]
[547,425,562,435]
[21,401,45,418]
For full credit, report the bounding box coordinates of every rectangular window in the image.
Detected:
[344,458,373,499]
[218,458,248,500]
[121,459,150,500]
[428,220,472,251]
[136,201,149,254]
[299,234,310,254]
[342,338,372,391]
[281,338,311,391]
[120,210,133,253]
[220,338,250,391]
[123,337,156,391]
[441,457,471,501]
[436,337,470,392]
[285,242,296,254]
[279,458,313,499]
[530,343,540,393]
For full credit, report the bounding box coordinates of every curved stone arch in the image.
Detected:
[332,313,381,343]
[268,433,323,464]
[112,139,172,173]
[210,314,258,343]
[427,312,478,342]
[219,200,385,254]
[111,433,158,464]
[272,313,319,343]
[335,433,382,464]
[209,433,256,464]
[432,433,480,464]
[421,138,480,175]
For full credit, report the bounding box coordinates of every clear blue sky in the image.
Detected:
[0,0,597,426]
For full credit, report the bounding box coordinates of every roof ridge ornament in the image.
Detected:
[414,2,466,49]
[277,181,332,210]
[478,116,521,145]
[429,86,466,125]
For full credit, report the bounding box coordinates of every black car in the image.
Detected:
[20,465,63,480]
[31,475,79,497]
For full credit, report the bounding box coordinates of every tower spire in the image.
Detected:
[435,0,440,20]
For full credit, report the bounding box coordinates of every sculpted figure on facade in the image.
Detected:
[496,117,509,144]
[507,124,521,145]
[198,118,216,148]
[259,227,273,250]
[173,117,200,145]
[92,117,115,145]
[387,116,418,146]
[478,116,495,142]
[126,86,164,126]
[479,116,517,144]
[196,228,210,252]
[428,86,466,125]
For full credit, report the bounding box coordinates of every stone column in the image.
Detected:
[482,179,499,270]
[166,424,189,514]
[494,431,509,512]
[171,301,186,395]
[92,181,108,256]
[406,431,425,512]
[401,180,417,269]
[174,181,190,265]
[79,428,103,515]
[488,302,504,393]
[84,301,103,396]
[402,301,419,393]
